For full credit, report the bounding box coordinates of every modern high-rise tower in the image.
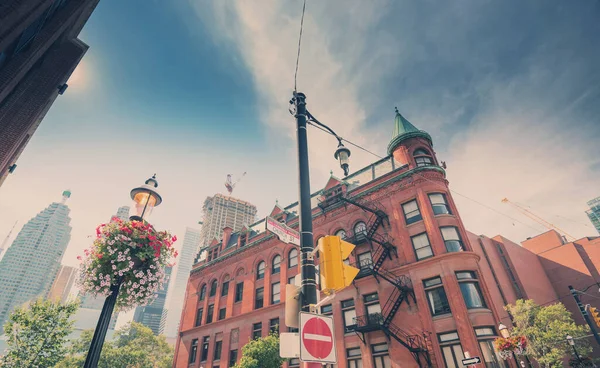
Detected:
[586,196,600,235]
[133,266,173,335]
[162,227,201,337]
[198,194,257,250]
[0,0,100,187]
[0,190,72,333]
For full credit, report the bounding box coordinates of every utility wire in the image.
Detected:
[306,120,384,159]
[293,0,307,92]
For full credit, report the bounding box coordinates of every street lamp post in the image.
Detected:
[567,335,583,366]
[498,323,525,368]
[290,91,350,313]
[83,175,162,368]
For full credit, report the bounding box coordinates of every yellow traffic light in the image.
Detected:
[317,236,360,295]
[590,307,600,328]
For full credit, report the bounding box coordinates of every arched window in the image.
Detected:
[288,249,298,268]
[413,148,433,167]
[272,255,282,274]
[209,280,217,297]
[257,261,266,280]
[335,229,347,239]
[199,284,207,301]
[354,222,367,235]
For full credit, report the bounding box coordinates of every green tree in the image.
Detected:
[506,299,591,368]
[0,298,78,368]
[233,333,285,368]
[57,322,173,368]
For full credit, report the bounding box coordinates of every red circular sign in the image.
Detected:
[302,317,333,359]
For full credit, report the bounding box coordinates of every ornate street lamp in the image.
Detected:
[567,335,584,365]
[82,175,171,368]
[130,174,162,221]
[498,323,510,338]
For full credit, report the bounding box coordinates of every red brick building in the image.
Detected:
[174,110,519,368]
[0,0,99,187]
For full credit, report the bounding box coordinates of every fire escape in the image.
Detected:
[318,186,433,368]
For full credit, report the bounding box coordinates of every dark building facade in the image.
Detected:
[0,0,99,187]
[134,266,172,335]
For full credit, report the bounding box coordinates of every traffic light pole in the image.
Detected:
[293,92,318,312]
[569,285,600,346]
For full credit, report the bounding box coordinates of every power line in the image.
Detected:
[293,0,307,92]
[307,121,384,159]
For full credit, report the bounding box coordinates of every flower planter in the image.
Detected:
[494,336,528,360]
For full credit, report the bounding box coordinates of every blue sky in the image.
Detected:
[1,0,599,280]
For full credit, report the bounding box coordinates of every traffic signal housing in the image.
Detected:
[590,306,600,328]
[317,236,360,295]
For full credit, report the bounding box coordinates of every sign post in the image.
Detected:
[299,312,337,364]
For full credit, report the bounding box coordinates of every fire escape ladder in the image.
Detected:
[384,322,433,368]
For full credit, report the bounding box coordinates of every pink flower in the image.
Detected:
[172,235,177,242]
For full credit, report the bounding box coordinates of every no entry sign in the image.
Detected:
[299,312,337,363]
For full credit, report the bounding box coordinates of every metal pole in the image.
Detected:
[569,285,600,347]
[84,279,122,368]
[293,91,317,311]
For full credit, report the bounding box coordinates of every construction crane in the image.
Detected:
[501,198,576,242]
[225,172,246,195]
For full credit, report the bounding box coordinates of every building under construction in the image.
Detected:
[198,194,257,253]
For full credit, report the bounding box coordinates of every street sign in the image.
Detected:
[462,356,482,366]
[300,312,336,363]
[279,332,300,358]
[265,216,300,246]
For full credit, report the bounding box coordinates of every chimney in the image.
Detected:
[222,226,233,249]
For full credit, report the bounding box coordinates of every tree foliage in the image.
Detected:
[233,333,285,368]
[56,322,173,368]
[0,298,78,368]
[506,299,591,368]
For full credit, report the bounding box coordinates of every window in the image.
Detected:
[412,233,433,260]
[457,271,486,309]
[195,308,203,327]
[439,332,465,368]
[255,287,264,309]
[189,339,198,364]
[288,276,296,285]
[214,340,223,361]
[357,251,373,268]
[206,304,214,324]
[423,277,451,316]
[321,304,333,315]
[476,327,507,368]
[222,280,230,296]
[270,318,279,334]
[347,347,363,368]
[402,199,423,224]
[229,349,238,367]
[271,282,281,304]
[414,148,433,167]
[429,193,451,215]
[210,280,218,297]
[335,229,347,239]
[372,343,391,368]
[289,249,298,268]
[218,307,226,320]
[201,336,209,361]
[354,221,367,241]
[341,299,356,333]
[240,234,247,247]
[364,293,382,325]
[199,284,207,300]
[252,322,262,339]
[235,282,244,302]
[442,227,463,253]
[289,358,300,367]
[272,255,282,274]
[288,327,299,333]
[257,261,266,280]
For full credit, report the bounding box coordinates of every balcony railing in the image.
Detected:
[353,313,384,332]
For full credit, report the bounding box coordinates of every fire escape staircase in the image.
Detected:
[318,190,432,367]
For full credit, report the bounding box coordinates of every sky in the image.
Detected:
[0,0,599,326]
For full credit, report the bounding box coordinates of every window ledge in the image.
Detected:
[432,313,453,320]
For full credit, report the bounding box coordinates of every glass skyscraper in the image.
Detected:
[0,190,72,333]
[133,266,172,335]
[586,196,600,235]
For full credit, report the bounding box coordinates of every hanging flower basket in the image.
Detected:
[77,217,177,310]
[494,336,528,359]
